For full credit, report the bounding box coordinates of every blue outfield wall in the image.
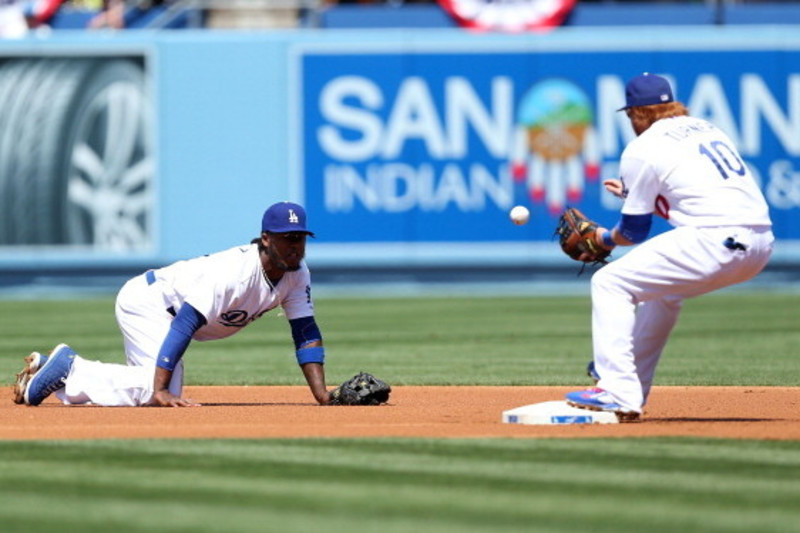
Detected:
[0,26,799,273]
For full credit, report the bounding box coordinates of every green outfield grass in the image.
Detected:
[0,292,797,386]
[1,291,798,533]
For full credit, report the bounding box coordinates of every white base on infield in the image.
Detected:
[502,401,619,425]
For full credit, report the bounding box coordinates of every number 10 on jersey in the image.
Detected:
[699,140,746,180]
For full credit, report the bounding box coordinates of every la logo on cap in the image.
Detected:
[262,201,315,236]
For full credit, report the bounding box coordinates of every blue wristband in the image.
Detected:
[602,230,616,248]
[296,346,325,365]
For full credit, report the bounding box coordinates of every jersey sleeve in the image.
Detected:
[619,151,660,216]
[280,265,315,320]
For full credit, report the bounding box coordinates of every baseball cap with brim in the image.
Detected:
[618,73,674,111]
[262,202,315,237]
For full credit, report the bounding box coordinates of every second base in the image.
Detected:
[502,400,619,425]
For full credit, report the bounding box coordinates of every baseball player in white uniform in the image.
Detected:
[565,73,774,421]
[14,201,333,407]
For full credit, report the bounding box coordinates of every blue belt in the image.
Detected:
[145,270,176,316]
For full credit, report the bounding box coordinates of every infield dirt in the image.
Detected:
[2,386,799,440]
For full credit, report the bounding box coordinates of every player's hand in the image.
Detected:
[319,390,333,405]
[150,389,201,407]
[603,179,625,198]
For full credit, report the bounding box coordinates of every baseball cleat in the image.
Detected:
[565,387,641,423]
[12,352,49,404]
[22,344,77,406]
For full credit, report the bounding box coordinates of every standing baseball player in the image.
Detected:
[13,201,333,407]
[564,73,773,421]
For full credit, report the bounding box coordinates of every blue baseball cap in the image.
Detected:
[618,73,674,111]
[261,202,315,236]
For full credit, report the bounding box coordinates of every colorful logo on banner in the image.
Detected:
[511,79,600,215]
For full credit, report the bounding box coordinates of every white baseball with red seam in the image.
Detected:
[509,205,530,225]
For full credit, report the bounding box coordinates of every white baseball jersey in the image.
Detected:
[154,243,314,341]
[619,116,772,228]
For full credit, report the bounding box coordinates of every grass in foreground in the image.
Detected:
[1,438,799,533]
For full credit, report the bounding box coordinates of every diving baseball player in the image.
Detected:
[14,202,332,407]
[564,73,774,421]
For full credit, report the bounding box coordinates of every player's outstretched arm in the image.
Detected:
[301,361,331,404]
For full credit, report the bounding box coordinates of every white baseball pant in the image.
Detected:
[591,225,774,413]
[55,272,184,406]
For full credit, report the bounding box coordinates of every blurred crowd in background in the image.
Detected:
[2,0,798,37]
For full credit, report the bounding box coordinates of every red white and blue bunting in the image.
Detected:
[438,0,576,32]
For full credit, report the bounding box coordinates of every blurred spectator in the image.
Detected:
[87,0,166,29]
[87,0,122,27]
[0,0,66,37]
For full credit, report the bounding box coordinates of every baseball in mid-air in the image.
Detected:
[509,205,530,225]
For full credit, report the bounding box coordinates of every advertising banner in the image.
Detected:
[296,44,800,258]
[0,53,155,256]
